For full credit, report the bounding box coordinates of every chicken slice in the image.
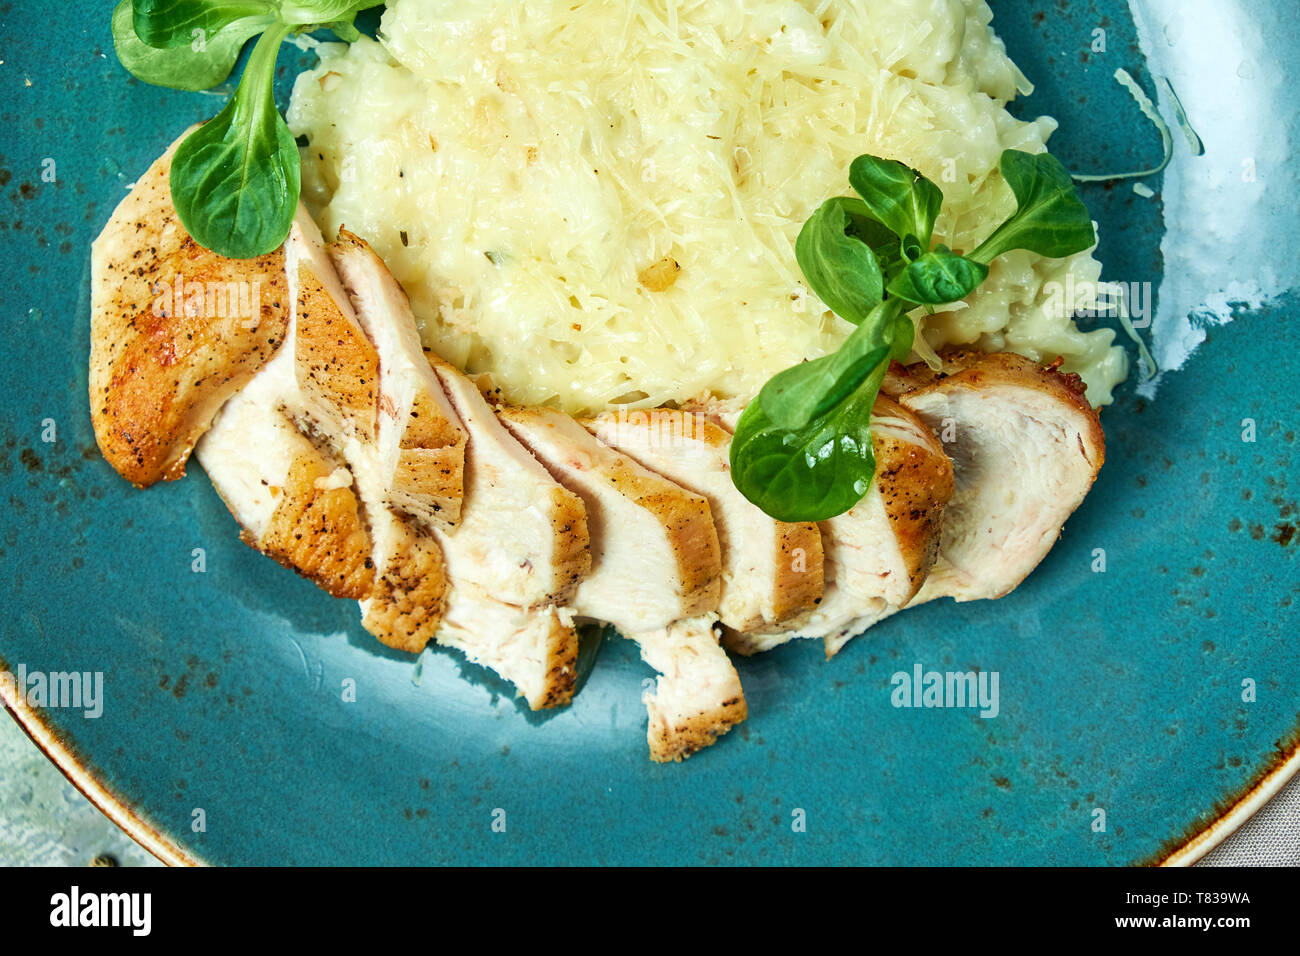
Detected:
[282,208,381,446]
[690,396,953,658]
[425,360,591,609]
[637,616,747,763]
[313,218,586,700]
[888,349,1106,604]
[435,587,580,711]
[287,210,451,651]
[327,229,466,532]
[497,405,720,630]
[585,408,823,636]
[90,127,289,487]
[816,397,953,657]
[498,405,740,748]
[197,386,373,600]
[200,208,449,653]
[411,369,589,707]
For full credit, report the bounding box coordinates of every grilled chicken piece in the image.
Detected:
[323,229,588,704]
[497,406,721,631]
[817,397,953,656]
[283,208,382,446]
[284,210,450,652]
[637,616,747,762]
[426,360,591,609]
[90,128,289,487]
[197,385,373,599]
[585,408,824,635]
[197,208,449,652]
[693,397,953,658]
[435,587,580,711]
[888,349,1106,604]
[327,229,466,531]
[409,367,590,708]
[498,405,740,750]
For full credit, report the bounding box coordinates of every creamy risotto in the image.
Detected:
[288,0,1127,413]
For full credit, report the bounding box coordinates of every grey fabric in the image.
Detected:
[1197,770,1300,867]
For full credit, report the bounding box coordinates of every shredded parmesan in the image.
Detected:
[289,0,1127,412]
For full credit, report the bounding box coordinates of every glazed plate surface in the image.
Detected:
[0,0,1296,864]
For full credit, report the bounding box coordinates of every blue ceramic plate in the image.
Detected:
[1,0,1296,865]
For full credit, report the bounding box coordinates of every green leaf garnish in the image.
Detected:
[969,150,1097,263]
[133,0,276,48]
[795,198,886,327]
[112,0,272,92]
[731,363,884,523]
[169,25,300,260]
[757,299,903,431]
[112,0,381,258]
[277,0,379,23]
[732,147,1099,521]
[885,247,989,305]
[848,155,944,247]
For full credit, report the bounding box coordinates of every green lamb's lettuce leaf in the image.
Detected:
[756,299,904,431]
[731,147,1101,522]
[168,24,300,259]
[969,150,1097,263]
[132,0,276,48]
[795,198,887,327]
[886,247,989,305]
[848,154,944,247]
[731,362,885,524]
[278,0,384,24]
[112,0,270,92]
[112,0,381,258]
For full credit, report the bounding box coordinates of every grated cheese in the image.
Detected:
[289,0,1127,412]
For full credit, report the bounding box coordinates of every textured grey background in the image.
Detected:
[0,706,1295,866]
[0,712,161,867]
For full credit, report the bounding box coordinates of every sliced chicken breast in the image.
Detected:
[585,408,824,635]
[413,369,589,708]
[497,405,721,631]
[199,210,581,685]
[817,397,953,657]
[888,348,1106,604]
[425,359,591,609]
[282,208,382,446]
[199,208,449,653]
[637,615,747,763]
[327,229,466,531]
[498,404,739,749]
[359,519,448,654]
[197,386,373,600]
[288,210,451,651]
[322,229,588,704]
[695,396,953,659]
[90,128,289,487]
[435,586,580,710]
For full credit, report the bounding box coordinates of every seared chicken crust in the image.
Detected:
[90,129,289,487]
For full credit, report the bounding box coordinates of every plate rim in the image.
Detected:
[4,667,1296,867]
[1,681,199,868]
